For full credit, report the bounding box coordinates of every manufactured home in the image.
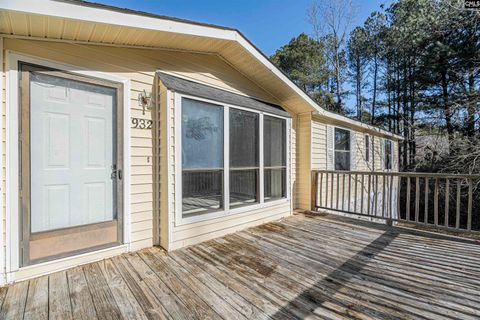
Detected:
[0,0,401,284]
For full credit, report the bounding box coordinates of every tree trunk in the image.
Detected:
[466,68,476,137]
[441,69,454,148]
[409,59,416,166]
[335,50,342,108]
[356,55,362,120]
[387,60,392,132]
[371,55,378,125]
[402,61,409,168]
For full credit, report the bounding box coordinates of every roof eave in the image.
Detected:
[0,0,402,139]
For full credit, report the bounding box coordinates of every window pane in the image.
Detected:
[182,170,223,217]
[230,109,259,168]
[182,98,224,218]
[365,135,370,162]
[264,168,286,201]
[264,116,286,167]
[335,151,350,171]
[230,169,258,208]
[229,109,259,208]
[385,140,392,170]
[182,98,223,169]
[335,128,350,151]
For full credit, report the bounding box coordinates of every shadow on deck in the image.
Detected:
[1,213,479,319]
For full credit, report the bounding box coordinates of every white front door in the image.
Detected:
[20,65,123,266]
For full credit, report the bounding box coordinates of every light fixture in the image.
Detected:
[138,89,154,112]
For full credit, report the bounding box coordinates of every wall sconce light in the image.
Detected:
[138,90,154,113]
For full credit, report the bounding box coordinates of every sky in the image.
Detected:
[94,0,392,56]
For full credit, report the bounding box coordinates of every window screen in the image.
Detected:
[264,116,287,201]
[230,109,259,208]
[181,98,224,217]
[384,140,393,170]
[334,128,351,171]
[365,135,370,163]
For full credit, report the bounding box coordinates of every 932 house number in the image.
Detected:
[131,117,153,129]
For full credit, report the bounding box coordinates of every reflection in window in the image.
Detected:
[264,116,287,201]
[384,140,392,170]
[181,98,224,217]
[230,109,259,208]
[334,128,351,170]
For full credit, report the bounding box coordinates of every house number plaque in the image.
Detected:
[131,117,153,129]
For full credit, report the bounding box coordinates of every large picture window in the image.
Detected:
[334,128,351,171]
[179,96,288,221]
[181,98,224,217]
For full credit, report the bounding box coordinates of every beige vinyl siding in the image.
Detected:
[311,116,400,216]
[295,113,312,210]
[311,120,326,170]
[2,38,289,277]
[311,116,400,173]
[170,202,291,250]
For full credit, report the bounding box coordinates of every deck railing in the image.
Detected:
[311,170,480,233]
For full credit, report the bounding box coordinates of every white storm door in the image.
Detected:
[20,65,123,266]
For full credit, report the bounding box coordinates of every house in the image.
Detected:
[0,0,401,284]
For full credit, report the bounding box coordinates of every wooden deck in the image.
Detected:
[1,213,480,320]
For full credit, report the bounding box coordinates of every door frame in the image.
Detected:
[19,63,124,266]
[6,52,131,280]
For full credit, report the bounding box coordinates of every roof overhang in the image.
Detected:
[0,0,402,140]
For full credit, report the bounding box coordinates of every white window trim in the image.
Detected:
[5,52,131,281]
[174,92,290,226]
[332,125,353,171]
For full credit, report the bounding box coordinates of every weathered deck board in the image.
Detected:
[1,213,480,320]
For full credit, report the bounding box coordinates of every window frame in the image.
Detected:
[174,92,290,226]
[333,126,351,171]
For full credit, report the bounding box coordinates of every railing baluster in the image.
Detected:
[330,172,334,209]
[396,175,401,221]
[336,173,340,210]
[456,179,461,229]
[347,173,351,212]
[367,174,371,215]
[434,178,439,226]
[382,174,386,218]
[374,175,378,217]
[468,178,473,231]
[325,172,329,208]
[424,177,429,224]
[445,178,449,228]
[406,177,411,221]
[354,173,358,212]
[341,173,345,211]
[415,177,420,223]
[311,172,318,211]
[319,172,323,208]
[361,174,365,215]
[389,175,394,219]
